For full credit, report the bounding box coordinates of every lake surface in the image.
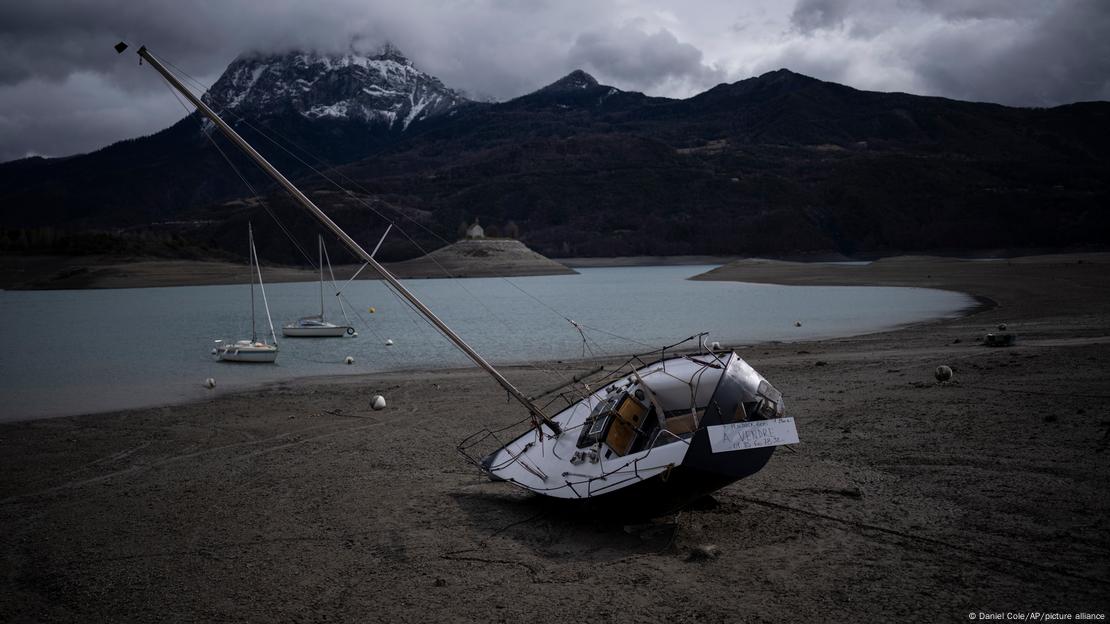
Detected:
[0,265,975,421]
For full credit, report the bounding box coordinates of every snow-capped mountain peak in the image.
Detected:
[202,43,468,130]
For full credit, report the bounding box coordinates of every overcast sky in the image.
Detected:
[1,0,1107,162]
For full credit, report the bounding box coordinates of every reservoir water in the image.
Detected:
[0,265,975,421]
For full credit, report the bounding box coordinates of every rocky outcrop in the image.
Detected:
[385,239,577,278]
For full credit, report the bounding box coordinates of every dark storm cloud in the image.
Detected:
[790,0,858,33]
[0,0,613,97]
[568,26,725,95]
[0,0,612,160]
[0,0,392,90]
[0,0,393,160]
[778,0,1110,106]
[0,0,1107,162]
[912,1,1110,106]
[790,0,1050,35]
[0,74,179,159]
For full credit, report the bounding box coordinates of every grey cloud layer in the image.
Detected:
[568,26,725,96]
[781,0,1110,105]
[1,0,1106,161]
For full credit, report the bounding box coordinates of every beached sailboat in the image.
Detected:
[470,347,797,512]
[127,43,798,513]
[282,235,355,337]
[215,224,279,363]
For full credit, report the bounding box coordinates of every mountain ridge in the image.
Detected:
[1,50,1107,262]
[537,69,601,93]
[0,44,472,228]
[203,43,469,129]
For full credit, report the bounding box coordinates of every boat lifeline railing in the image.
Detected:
[121,43,560,435]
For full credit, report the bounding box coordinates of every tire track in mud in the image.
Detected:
[0,414,399,505]
[735,494,1110,587]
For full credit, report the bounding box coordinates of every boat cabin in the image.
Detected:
[574,355,785,461]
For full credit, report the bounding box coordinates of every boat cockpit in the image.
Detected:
[571,354,785,463]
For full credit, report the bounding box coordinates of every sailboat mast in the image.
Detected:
[252,228,278,346]
[249,223,257,342]
[318,236,325,320]
[133,45,560,435]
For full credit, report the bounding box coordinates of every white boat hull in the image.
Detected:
[282,324,351,337]
[216,342,278,363]
[477,352,794,510]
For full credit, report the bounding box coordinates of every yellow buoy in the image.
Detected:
[368,307,376,313]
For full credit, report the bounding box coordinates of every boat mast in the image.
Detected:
[131,45,560,435]
[249,222,257,343]
[252,227,278,346]
[318,235,325,320]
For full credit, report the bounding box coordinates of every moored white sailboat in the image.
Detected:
[216,338,278,363]
[215,223,279,363]
[282,235,355,338]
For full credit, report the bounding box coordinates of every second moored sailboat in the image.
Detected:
[282,235,356,338]
[215,223,279,363]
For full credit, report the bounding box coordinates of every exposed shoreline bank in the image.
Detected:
[0,239,575,290]
[5,248,1104,290]
[2,252,1108,621]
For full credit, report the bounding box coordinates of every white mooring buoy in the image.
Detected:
[204,377,216,389]
[385,339,394,346]
[934,365,953,382]
[371,395,387,410]
[345,356,355,365]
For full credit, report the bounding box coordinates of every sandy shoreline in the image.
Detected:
[2,253,1108,621]
[559,254,739,268]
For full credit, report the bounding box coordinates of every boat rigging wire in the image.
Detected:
[154,51,718,432]
[162,66,573,382]
[155,106,577,388]
[159,68,417,370]
[321,241,356,329]
[251,223,278,346]
[737,494,1110,587]
[158,74,323,278]
[158,57,661,361]
[144,46,568,432]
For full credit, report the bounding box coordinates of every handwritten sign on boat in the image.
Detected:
[708,418,799,453]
